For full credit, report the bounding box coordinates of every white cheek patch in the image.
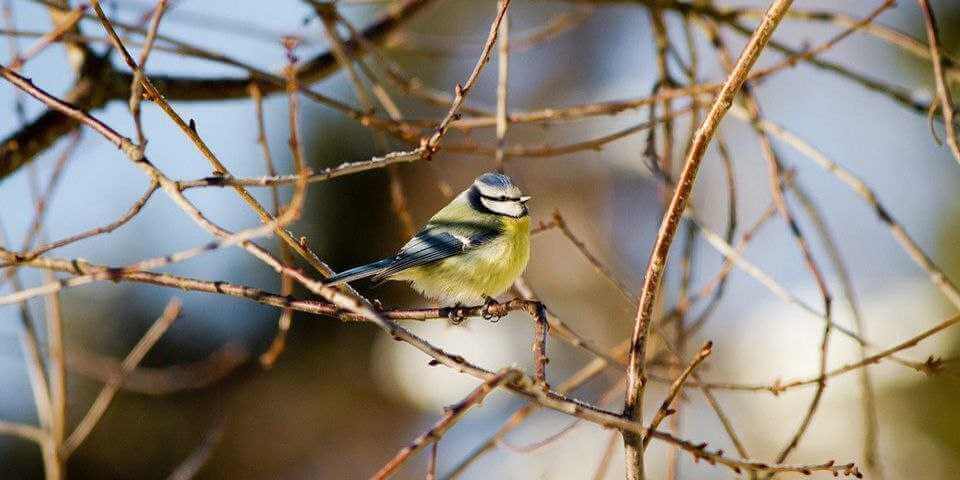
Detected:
[475,182,502,198]
[481,197,524,217]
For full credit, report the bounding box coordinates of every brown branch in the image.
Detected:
[42,272,67,473]
[67,342,249,395]
[128,0,168,145]
[790,183,885,479]
[425,0,511,154]
[4,180,157,266]
[729,107,960,311]
[63,298,183,457]
[8,4,86,71]
[371,368,521,480]
[494,8,510,172]
[622,3,794,477]
[89,1,335,279]
[530,302,549,386]
[0,220,57,479]
[641,341,712,450]
[0,0,432,182]
[916,0,960,164]
[248,82,295,369]
[0,50,864,479]
[166,415,225,480]
[0,420,48,444]
[1,243,871,478]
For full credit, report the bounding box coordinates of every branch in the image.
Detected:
[371,368,521,480]
[0,0,433,182]
[622,2,794,477]
[62,298,183,457]
[916,0,960,164]
[640,341,712,450]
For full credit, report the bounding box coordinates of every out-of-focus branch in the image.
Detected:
[62,298,183,457]
[916,0,960,164]
[67,342,249,395]
[371,368,521,480]
[640,341,712,450]
[0,0,433,182]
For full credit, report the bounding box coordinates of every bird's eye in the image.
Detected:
[499,196,508,201]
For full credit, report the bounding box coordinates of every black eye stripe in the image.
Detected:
[479,193,519,202]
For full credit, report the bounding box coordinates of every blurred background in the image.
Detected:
[1,0,959,478]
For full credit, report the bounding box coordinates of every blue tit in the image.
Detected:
[325,172,532,305]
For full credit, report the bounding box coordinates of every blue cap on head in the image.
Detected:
[476,172,513,189]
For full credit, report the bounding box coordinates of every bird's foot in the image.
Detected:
[481,296,509,322]
[446,303,467,325]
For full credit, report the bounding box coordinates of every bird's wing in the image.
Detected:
[371,225,500,281]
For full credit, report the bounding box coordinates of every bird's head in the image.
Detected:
[468,172,531,218]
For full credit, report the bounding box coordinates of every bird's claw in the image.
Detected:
[481,296,508,322]
[446,303,467,325]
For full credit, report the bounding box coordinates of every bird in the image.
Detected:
[325,172,532,307]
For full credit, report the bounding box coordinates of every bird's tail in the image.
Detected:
[324,258,394,286]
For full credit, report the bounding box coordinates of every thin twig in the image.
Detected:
[371,368,521,480]
[622,4,795,478]
[916,0,960,164]
[88,0,337,279]
[128,0,167,145]
[0,223,56,479]
[424,0,511,154]
[67,342,249,395]
[728,107,960,311]
[166,415,225,480]
[699,8,835,472]
[641,341,712,450]
[42,269,66,468]
[5,180,158,266]
[63,298,183,456]
[494,9,509,172]
[248,83,295,369]
[8,4,86,71]
[790,183,884,479]
[426,442,438,480]
[592,431,621,480]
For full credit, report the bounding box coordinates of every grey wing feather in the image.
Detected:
[371,226,501,282]
[325,258,394,286]
[371,230,467,281]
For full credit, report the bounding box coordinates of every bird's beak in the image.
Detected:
[519,195,532,203]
